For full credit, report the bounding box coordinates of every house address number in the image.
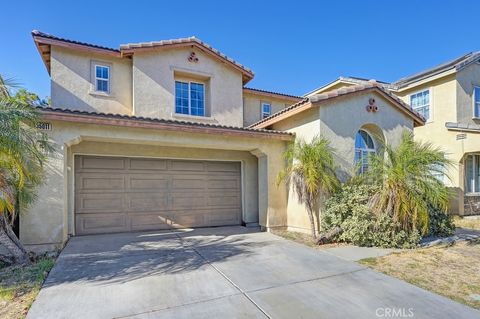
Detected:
[36,122,52,130]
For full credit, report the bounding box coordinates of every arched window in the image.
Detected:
[355,130,375,173]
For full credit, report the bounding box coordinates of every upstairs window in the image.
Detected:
[175,81,205,116]
[262,102,271,119]
[95,65,110,93]
[410,89,430,121]
[354,130,375,174]
[474,87,480,118]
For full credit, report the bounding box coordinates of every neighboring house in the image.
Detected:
[24,30,422,250]
[307,52,480,216]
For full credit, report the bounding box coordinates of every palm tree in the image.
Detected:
[0,76,52,264]
[277,136,339,239]
[364,131,451,235]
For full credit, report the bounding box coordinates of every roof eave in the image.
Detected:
[32,33,123,74]
[38,108,294,141]
[120,42,254,84]
[251,86,425,129]
[243,88,302,102]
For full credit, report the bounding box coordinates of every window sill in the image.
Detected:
[465,193,480,197]
[89,91,114,98]
[172,113,217,123]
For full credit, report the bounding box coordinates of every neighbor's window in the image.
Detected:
[95,65,110,93]
[430,163,445,183]
[262,102,271,119]
[175,81,205,116]
[465,154,480,193]
[410,89,430,121]
[354,130,375,174]
[474,87,480,118]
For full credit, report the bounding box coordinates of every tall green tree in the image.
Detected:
[0,76,52,264]
[277,136,339,239]
[364,131,451,235]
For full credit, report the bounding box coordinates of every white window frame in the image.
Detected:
[473,86,480,119]
[94,64,110,93]
[174,80,206,117]
[261,102,271,119]
[465,154,480,194]
[354,129,376,174]
[410,89,431,122]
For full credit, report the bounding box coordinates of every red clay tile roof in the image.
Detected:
[250,82,425,128]
[37,106,294,140]
[32,31,254,83]
[32,30,120,52]
[243,87,303,101]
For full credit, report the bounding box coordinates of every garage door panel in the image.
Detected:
[76,193,125,213]
[129,213,170,231]
[77,174,125,191]
[170,160,205,171]
[75,156,242,235]
[172,178,205,189]
[128,194,169,211]
[208,178,240,189]
[76,213,128,235]
[208,194,241,208]
[129,158,167,170]
[207,210,241,225]
[78,156,126,170]
[128,176,169,190]
[171,194,207,209]
[206,162,240,172]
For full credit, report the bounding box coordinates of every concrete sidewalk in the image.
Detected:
[27,227,479,319]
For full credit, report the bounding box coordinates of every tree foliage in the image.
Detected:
[362,131,452,235]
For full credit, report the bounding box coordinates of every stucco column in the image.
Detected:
[20,142,68,251]
[251,148,288,230]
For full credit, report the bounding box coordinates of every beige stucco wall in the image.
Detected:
[50,47,133,114]
[243,92,294,127]
[132,48,244,126]
[271,92,414,233]
[456,63,480,124]
[20,120,289,251]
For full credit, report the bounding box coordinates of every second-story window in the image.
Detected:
[262,102,271,119]
[175,81,205,116]
[410,89,430,121]
[474,87,480,118]
[95,65,110,93]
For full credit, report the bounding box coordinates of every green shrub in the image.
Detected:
[322,184,421,248]
[427,206,455,237]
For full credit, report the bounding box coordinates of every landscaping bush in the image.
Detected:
[322,184,421,248]
[427,205,455,237]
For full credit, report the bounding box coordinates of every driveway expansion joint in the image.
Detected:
[176,233,273,319]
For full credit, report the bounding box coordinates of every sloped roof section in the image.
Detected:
[32,31,255,83]
[250,82,425,129]
[393,51,480,88]
[36,106,294,140]
[304,76,394,97]
[120,37,254,83]
[243,87,303,101]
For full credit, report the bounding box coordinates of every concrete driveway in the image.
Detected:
[27,227,478,319]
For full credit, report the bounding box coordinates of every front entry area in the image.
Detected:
[74,155,242,235]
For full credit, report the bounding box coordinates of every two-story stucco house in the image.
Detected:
[25,31,423,251]
[308,53,480,217]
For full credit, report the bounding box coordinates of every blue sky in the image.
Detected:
[1,0,479,98]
